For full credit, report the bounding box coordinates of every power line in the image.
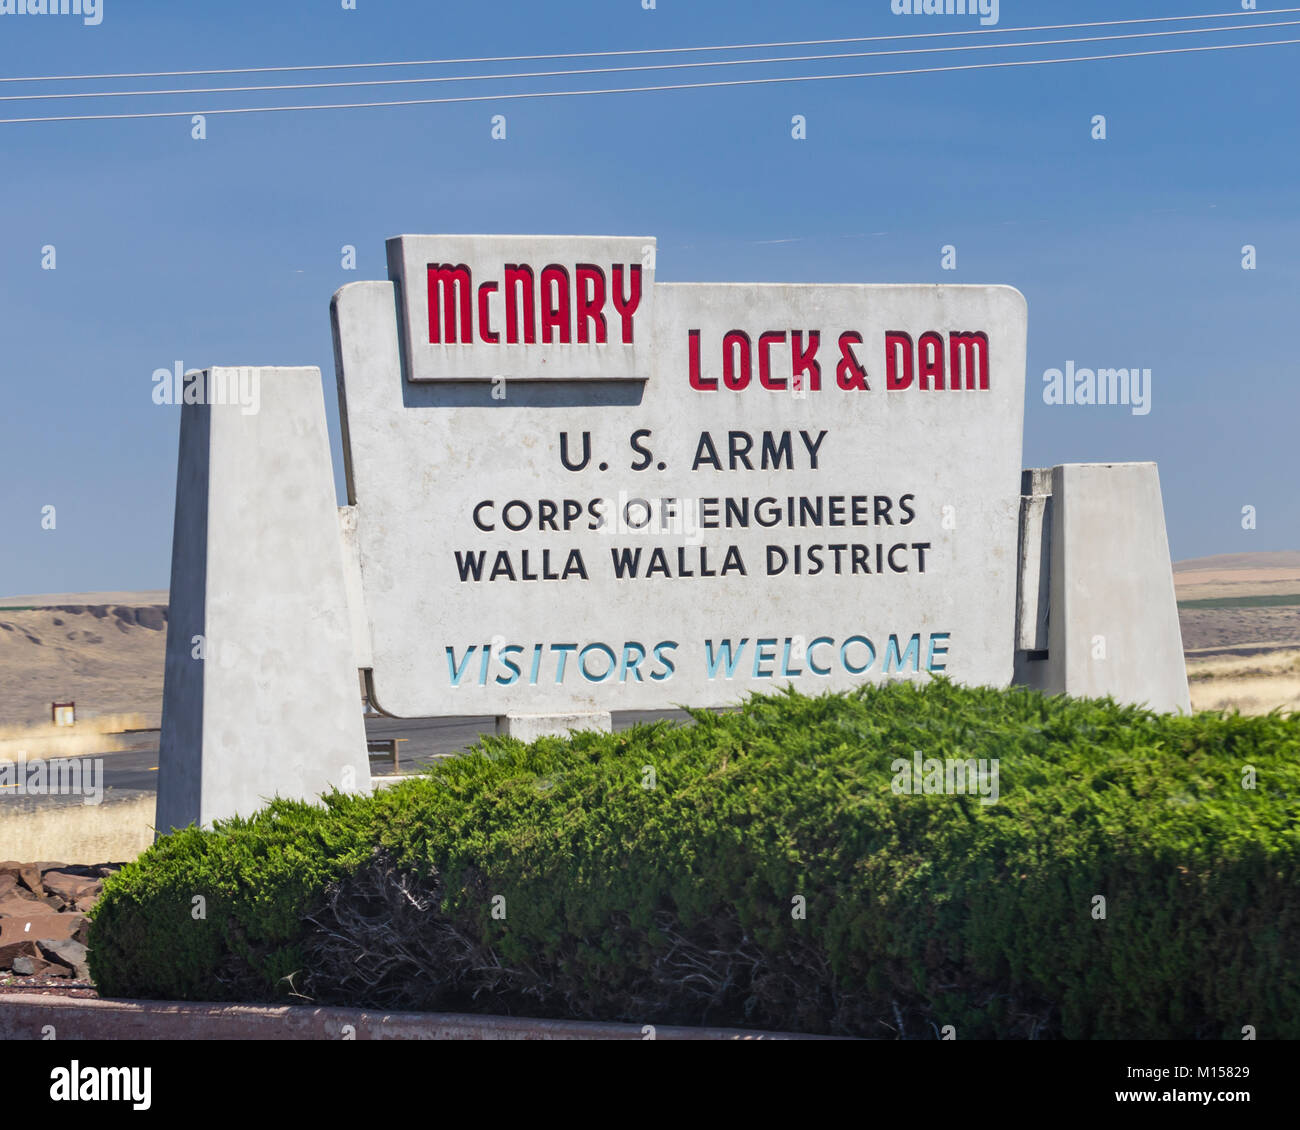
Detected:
[2,18,1294,103]
[2,35,1295,125]
[0,7,1296,84]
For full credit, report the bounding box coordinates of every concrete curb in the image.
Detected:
[0,994,831,1040]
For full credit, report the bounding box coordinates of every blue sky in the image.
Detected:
[0,0,1296,594]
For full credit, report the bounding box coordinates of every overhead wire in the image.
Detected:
[0,6,1295,83]
[0,22,1295,124]
[0,17,1296,103]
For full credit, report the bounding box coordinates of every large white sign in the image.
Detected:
[333,235,1028,718]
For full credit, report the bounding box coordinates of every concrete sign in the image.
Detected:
[156,234,1189,831]
[334,236,1029,718]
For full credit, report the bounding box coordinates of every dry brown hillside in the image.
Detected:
[1173,551,1300,601]
[1173,550,1300,572]
[1173,552,1300,714]
[0,595,168,728]
[1173,552,1300,654]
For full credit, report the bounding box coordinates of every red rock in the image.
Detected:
[37,938,90,980]
[0,913,83,946]
[0,890,41,918]
[0,939,40,970]
[16,864,42,895]
[11,954,66,977]
[0,875,19,899]
[41,871,101,905]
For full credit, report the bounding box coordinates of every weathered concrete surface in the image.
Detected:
[337,505,374,670]
[1015,468,1052,653]
[1014,463,1190,713]
[495,712,612,741]
[155,368,371,833]
[335,253,1029,719]
[0,994,831,1040]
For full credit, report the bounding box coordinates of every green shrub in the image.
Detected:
[89,681,1300,1037]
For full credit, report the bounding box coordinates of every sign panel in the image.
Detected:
[335,235,1028,717]
[387,234,654,383]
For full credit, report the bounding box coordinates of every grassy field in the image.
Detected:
[1178,593,1300,610]
[1187,649,1300,715]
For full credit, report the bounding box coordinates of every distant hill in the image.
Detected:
[0,590,168,609]
[1171,553,1300,655]
[1174,551,1300,575]
[0,598,169,728]
[1173,552,1300,601]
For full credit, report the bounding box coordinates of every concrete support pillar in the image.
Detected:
[1013,462,1190,714]
[155,367,371,834]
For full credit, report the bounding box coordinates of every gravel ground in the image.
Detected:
[0,976,98,998]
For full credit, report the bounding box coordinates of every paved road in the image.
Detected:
[2,710,699,808]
